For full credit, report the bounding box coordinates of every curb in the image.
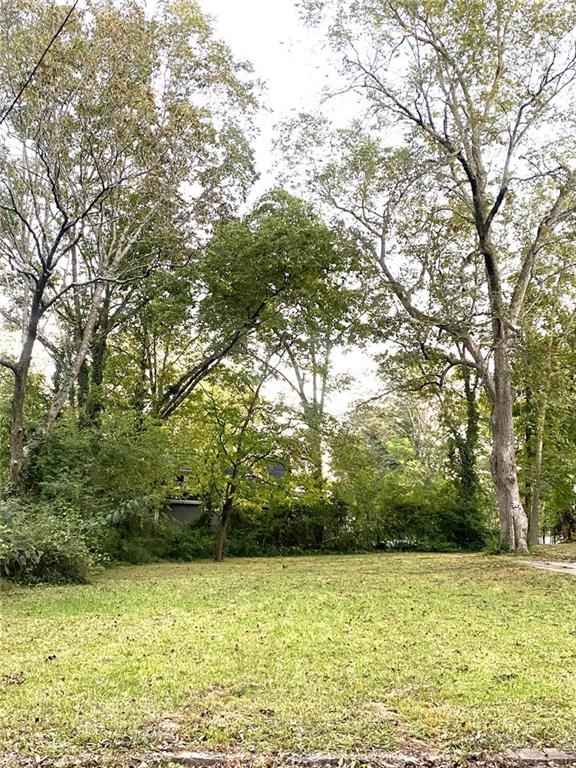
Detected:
[162,750,576,767]
[4,748,576,768]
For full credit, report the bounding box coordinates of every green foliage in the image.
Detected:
[0,372,51,485]
[0,0,258,492]
[168,363,294,548]
[331,404,492,552]
[101,519,216,564]
[0,362,496,585]
[0,499,99,584]
[164,525,215,560]
[0,410,176,581]
[231,496,353,555]
[17,411,170,532]
[198,189,363,339]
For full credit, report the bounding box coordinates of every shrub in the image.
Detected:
[243,497,352,552]
[0,499,99,584]
[165,526,214,560]
[100,516,216,564]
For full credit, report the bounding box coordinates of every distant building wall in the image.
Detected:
[167,499,202,525]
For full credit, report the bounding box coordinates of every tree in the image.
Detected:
[515,262,576,544]
[170,361,292,561]
[0,0,255,481]
[291,0,576,552]
[254,213,374,492]
[331,397,489,550]
[140,190,365,421]
[382,341,485,513]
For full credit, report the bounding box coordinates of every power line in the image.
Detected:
[0,0,79,126]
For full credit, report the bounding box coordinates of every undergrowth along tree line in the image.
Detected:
[2,0,576,581]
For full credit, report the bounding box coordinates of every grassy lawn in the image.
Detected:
[2,553,576,760]
[527,543,576,562]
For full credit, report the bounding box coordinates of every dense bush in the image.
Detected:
[329,416,493,553]
[235,497,352,553]
[0,377,495,586]
[377,495,490,551]
[101,519,216,563]
[0,499,100,584]
[0,409,180,582]
[165,526,216,560]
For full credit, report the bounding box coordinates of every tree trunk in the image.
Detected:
[214,490,234,562]
[528,400,547,547]
[86,331,107,422]
[40,281,107,439]
[490,344,529,553]
[523,387,534,512]
[77,361,89,409]
[309,425,324,492]
[9,369,27,484]
[460,368,480,504]
[9,284,45,483]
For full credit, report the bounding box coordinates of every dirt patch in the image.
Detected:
[517,560,576,576]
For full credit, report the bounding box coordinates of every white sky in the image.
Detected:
[197,0,382,416]
[198,0,330,194]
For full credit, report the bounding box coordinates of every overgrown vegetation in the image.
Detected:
[0,384,494,582]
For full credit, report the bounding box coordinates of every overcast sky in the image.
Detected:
[197,0,331,193]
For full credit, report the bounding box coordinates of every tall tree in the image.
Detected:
[256,215,373,492]
[515,262,576,545]
[149,191,363,420]
[383,341,484,511]
[0,0,255,481]
[291,0,576,551]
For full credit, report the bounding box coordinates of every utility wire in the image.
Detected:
[0,0,79,126]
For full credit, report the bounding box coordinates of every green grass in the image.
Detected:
[527,543,576,561]
[2,553,576,759]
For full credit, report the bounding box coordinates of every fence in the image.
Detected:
[539,527,561,545]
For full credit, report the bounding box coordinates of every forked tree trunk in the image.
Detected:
[490,344,529,553]
[41,281,107,438]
